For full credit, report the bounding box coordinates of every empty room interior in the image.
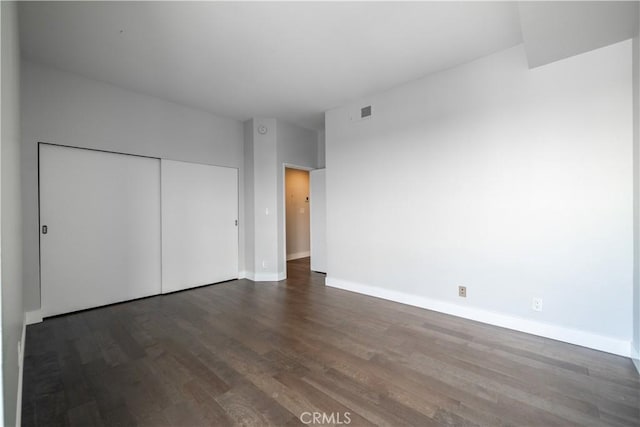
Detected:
[2,0,640,426]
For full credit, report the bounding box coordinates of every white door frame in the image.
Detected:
[281,163,314,279]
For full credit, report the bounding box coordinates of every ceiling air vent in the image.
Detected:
[361,105,372,119]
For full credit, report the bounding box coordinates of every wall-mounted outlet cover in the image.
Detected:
[458,286,467,298]
[532,297,543,312]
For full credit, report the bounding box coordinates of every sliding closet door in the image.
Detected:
[40,144,162,317]
[161,160,238,293]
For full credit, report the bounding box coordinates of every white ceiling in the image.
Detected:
[18,1,524,130]
[519,1,638,68]
[18,2,639,131]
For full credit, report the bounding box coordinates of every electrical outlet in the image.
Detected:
[458,286,467,298]
[532,297,543,312]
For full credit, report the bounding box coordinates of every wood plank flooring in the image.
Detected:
[22,258,640,426]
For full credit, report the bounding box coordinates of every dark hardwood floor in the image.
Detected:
[23,258,640,426]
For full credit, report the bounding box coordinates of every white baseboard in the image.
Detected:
[238,271,247,279]
[25,310,42,325]
[326,277,631,357]
[16,316,26,427]
[632,346,640,375]
[287,251,310,261]
[245,271,285,282]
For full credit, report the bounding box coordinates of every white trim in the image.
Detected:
[247,272,285,282]
[238,270,247,280]
[632,346,640,375]
[326,277,631,357]
[15,317,26,427]
[25,310,42,325]
[286,251,310,261]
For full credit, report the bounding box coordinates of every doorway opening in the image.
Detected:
[284,167,311,277]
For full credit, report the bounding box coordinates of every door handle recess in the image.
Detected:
[42,225,48,234]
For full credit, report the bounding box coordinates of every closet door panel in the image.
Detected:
[40,144,162,317]
[161,160,238,293]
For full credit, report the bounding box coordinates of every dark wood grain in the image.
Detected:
[22,258,640,426]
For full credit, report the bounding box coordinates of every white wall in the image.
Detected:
[285,168,310,260]
[276,120,318,277]
[243,119,255,279]
[633,19,640,371]
[1,2,23,425]
[326,41,633,356]
[21,61,245,313]
[246,119,279,280]
[317,130,326,168]
[243,119,318,280]
[310,169,327,273]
